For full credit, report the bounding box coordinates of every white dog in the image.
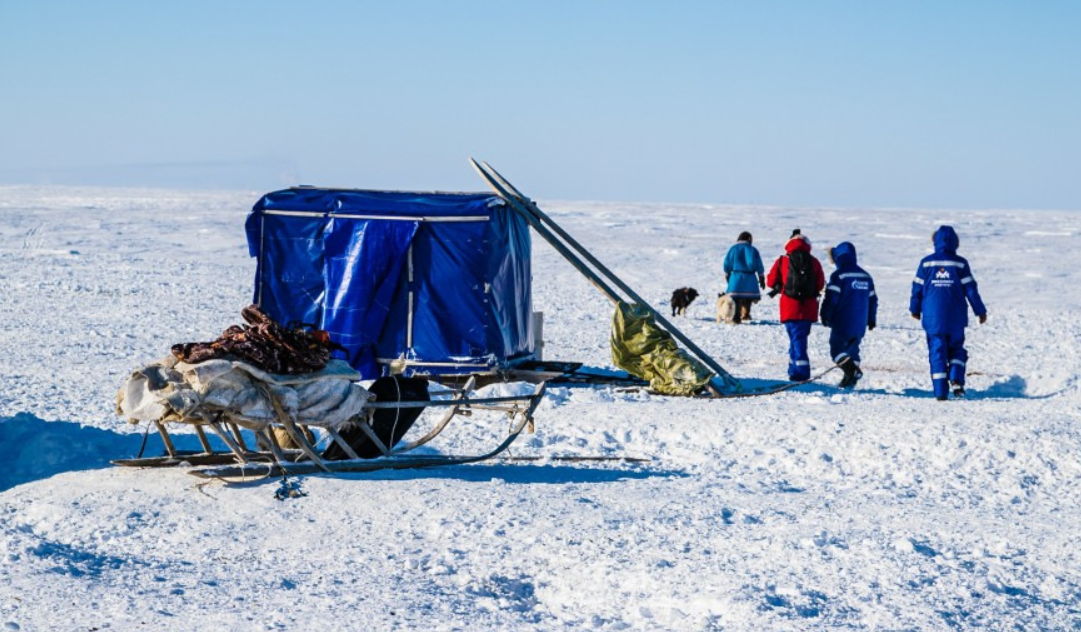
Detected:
[715,292,737,324]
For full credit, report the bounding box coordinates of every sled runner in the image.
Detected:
[190,382,545,479]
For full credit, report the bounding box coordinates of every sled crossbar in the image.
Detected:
[365,394,538,409]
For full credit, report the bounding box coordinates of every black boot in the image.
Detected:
[850,364,863,388]
[838,360,857,388]
[951,381,965,398]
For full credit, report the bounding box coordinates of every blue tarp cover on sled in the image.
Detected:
[245,187,534,378]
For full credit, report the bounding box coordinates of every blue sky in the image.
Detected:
[1,1,1078,208]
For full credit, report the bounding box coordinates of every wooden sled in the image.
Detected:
[112,377,547,481]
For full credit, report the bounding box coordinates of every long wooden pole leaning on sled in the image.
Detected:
[469,159,740,392]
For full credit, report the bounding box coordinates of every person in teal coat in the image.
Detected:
[722,231,766,323]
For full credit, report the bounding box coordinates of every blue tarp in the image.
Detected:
[245,188,534,378]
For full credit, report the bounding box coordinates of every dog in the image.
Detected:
[716,292,738,324]
[670,287,699,316]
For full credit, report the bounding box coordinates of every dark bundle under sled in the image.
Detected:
[171,304,335,375]
[322,376,430,460]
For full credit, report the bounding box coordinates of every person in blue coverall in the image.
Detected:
[722,231,766,323]
[910,225,988,400]
[820,242,878,388]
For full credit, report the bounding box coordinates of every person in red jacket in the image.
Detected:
[767,229,826,381]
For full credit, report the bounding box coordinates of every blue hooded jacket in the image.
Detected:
[909,225,987,335]
[820,242,877,338]
[723,240,765,298]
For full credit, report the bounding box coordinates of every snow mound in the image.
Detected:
[0,414,147,492]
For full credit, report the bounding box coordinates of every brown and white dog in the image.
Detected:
[716,292,738,324]
[670,287,699,316]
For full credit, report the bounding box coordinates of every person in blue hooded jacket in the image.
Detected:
[820,242,878,388]
[910,225,988,400]
[722,231,766,323]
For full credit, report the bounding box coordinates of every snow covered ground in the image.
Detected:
[2,185,1080,630]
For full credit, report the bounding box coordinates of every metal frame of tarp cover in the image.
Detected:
[245,187,536,379]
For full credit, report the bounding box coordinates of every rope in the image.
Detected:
[388,375,402,450]
[135,420,153,459]
[202,455,280,485]
[707,365,842,399]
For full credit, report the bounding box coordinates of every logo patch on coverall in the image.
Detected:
[932,268,954,286]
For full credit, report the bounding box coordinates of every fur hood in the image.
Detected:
[784,234,813,254]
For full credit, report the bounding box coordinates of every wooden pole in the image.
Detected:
[229,423,249,451]
[260,428,288,463]
[194,425,213,454]
[154,421,177,457]
[207,422,249,464]
[325,428,362,461]
[469,159,623,305]
[471,159,739,389]
[263,389,330,472]
[364,393,536,409]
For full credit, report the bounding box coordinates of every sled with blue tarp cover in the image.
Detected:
[245,186,536,380]
[110,160,747,483]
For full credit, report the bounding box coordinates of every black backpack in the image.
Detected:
[783,250,817,300]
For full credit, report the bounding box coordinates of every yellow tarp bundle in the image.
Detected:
[610,302,714,396]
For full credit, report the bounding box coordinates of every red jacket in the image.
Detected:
[767,236,826,322]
